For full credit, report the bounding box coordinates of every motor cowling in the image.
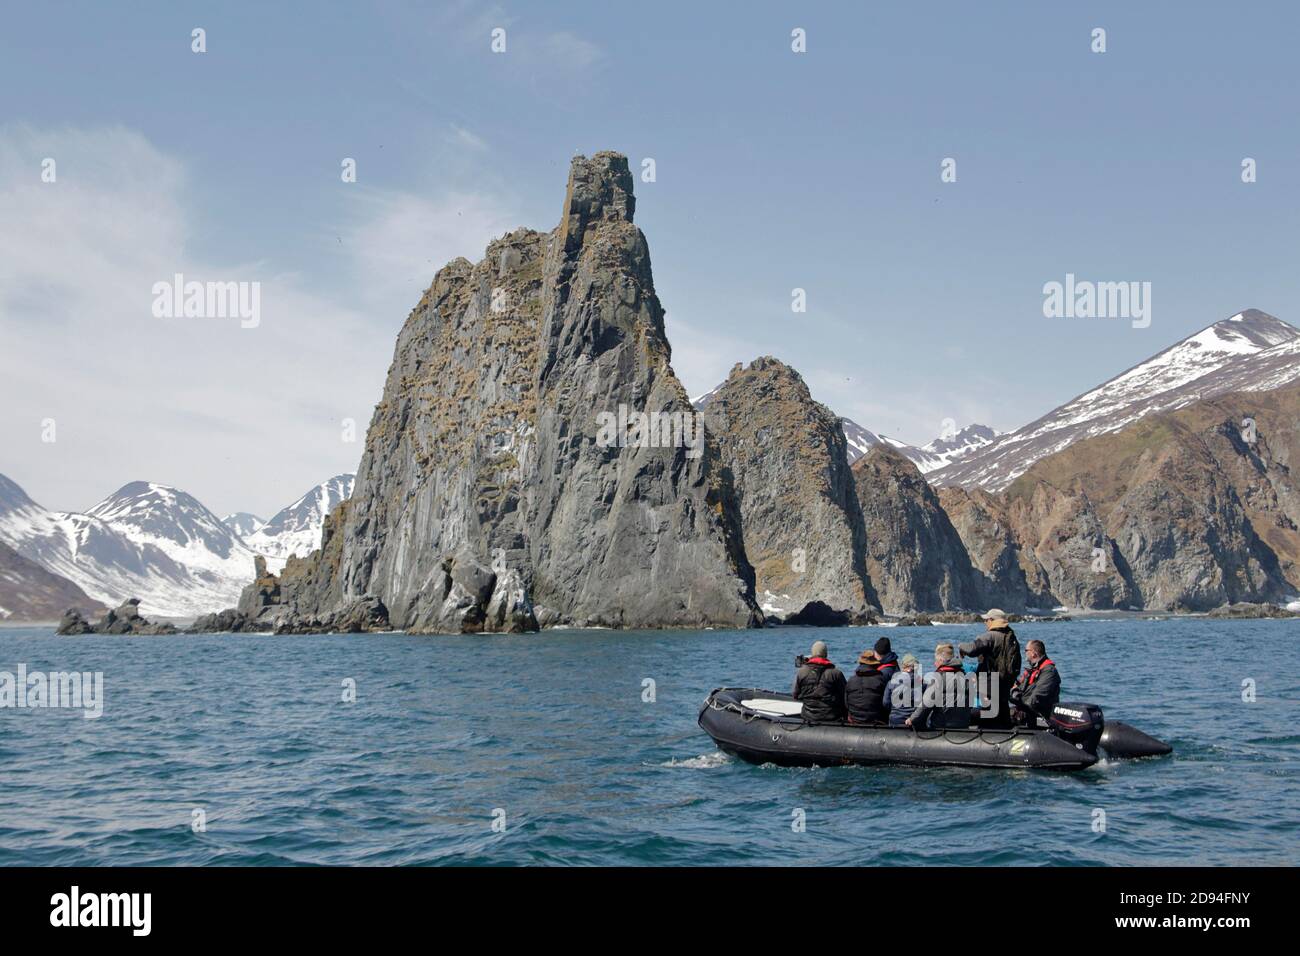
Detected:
[1048,702,1104,754]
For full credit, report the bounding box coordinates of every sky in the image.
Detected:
[3,1,1300,517]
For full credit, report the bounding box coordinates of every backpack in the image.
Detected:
[994,628,1021,677]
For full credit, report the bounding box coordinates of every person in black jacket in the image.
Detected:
[792,640,847,724]
[873,637,900,683]
[958,609,1021,728]
[1010,639,1060,726]
[845,650,890,725]
[906,643,973,730]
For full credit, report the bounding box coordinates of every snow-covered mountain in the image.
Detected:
[0,473,259,619]
[222,512,264,538]
[241,474,354,570]
[839,418,997,471]
[930,308,1300,490]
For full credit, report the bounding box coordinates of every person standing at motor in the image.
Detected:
[958,609,1021,728]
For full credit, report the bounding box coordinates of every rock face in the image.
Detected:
[56,598,177,635]
[938,382,1300,611]
[698,357,877,622]
[851,446,987,614]
[264,152,759,633]
[935,487,1038,611]
[0,540,106,622]
[189,552,392,633]
[1206,602,1298,619]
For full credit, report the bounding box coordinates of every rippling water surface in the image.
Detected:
[0,619,1295,865]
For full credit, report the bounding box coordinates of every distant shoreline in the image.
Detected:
[3,605,1297,632]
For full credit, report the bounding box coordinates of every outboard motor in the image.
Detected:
[1048,702,1105,755]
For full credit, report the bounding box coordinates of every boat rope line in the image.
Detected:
[707,694,1035,747]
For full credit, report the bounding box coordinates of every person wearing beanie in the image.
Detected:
[792,640,846,724]
[845,650,890,725]
[873,636,900,681]
[958,609,1021,728]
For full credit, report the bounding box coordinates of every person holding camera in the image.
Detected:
[792,640,847,724]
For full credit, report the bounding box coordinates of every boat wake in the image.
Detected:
[660,752,731,769]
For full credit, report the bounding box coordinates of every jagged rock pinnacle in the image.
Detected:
[559,152,636,253]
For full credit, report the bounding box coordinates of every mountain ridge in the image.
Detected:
[930,309,1300,490]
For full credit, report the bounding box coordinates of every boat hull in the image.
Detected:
[699,688,1098,771]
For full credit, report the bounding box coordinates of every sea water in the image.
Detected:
[0,618,1295,865]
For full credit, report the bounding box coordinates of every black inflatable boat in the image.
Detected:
[698,688,1172,771]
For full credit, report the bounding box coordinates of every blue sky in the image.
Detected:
[3,1,1299,516]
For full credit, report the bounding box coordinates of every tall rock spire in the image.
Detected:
[261,152,759,633]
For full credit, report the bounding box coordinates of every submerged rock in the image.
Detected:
[55,609,95,635]
[56,598,177,635]
[1206,602,1298,619]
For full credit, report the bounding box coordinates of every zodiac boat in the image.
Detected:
[698,687,1172,771]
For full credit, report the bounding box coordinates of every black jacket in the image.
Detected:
[792,659,847,724]
[959,626,1021,677]
[910,665,973,730]
[1013,657,1060,721]
[875,651,900,683]
[845,663,890,725]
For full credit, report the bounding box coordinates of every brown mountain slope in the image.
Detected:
[0,540,106,622]
[941,381,1300,610]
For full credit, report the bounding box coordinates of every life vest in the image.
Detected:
[1024,657,1054,685]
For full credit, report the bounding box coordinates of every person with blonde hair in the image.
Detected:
[906,642,973,730]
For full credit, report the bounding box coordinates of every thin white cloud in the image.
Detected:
[339,186,522,311]
[447,124,489,152]
[537,30,604,71]
[663,315,767,401]
[423,2,604,76]
[0,123,510,517]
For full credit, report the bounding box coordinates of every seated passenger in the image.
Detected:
[792,640,847,725]
[873,637,900,682]
[906,643,973,730]
[886,653,920,727]
[1010,639,1060,726]
[845,650,889,725]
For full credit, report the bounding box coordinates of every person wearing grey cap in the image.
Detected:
[792,640,847,724]
[958,609,1021,728]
